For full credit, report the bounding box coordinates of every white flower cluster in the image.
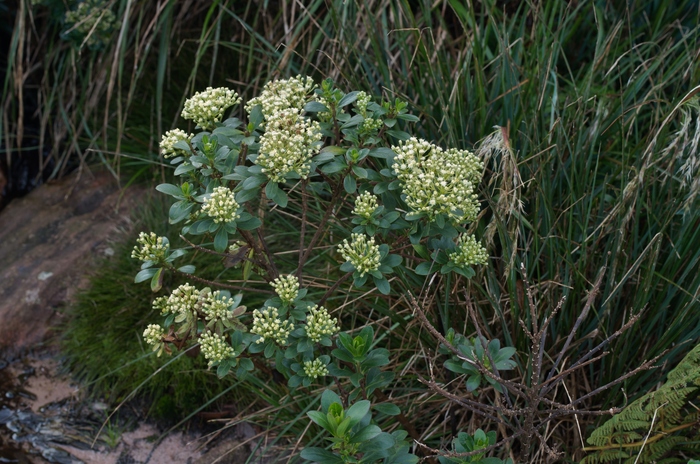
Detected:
[392,137,483,223]
[338,233,381,277]
[199,332,235,367]
[202,291,234,321]
[202,186,240,224]
[63,0,115,48]
[246,75,315,118]
[143,324,164,347]
[131,232,168,263]
[449,235,488,267]
[360,118,383,132]
[304,305,339,343]
[256,109,322,182]
[153,283,200,316]
[303,358,329,380]
[181,87,240,129]
[160,129,193,158]
[270,275,300,305]
[251,307,293,345]
[352,191,379,220]
[354,91,371,116]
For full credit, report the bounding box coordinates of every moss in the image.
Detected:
[60,195,247,421]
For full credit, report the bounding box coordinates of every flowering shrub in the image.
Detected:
[133,76,504,462]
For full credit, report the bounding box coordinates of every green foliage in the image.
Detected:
[130,74,491,461]
[438,429,513,464]
[303,390,417,464]
[582,344,700,463]
[443,332,517,393]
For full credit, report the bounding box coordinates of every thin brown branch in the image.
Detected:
[170,267,274,294]
[297,179,308,284]
[318,272,353,306]
[544,265,606,386]
[570,352,664,407]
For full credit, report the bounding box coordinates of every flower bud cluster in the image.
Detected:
[181,87,240,129]
[449,235,488,267]
[352,191,379,220]
[354,91,371,116]
[303,358,329,380]
[246,75,315,118]
[256,109,322,182]
[131,232,168,263]
[270,275,299,305]
[202,186,240,224]
[360,118,383,132]
[143,324,165,347]
[160,129,193,158]
[202,291,235,321]
[392,137,483,223]
[199,332,235,367]
[63,0,115,49]
[251,307,293,345]
[338,233,381,276]
[304,305,339,342]
[154,283,201,317]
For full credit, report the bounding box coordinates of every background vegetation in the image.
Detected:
[3,0,700,461]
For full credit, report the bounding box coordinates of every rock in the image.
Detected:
[0,166,145,355]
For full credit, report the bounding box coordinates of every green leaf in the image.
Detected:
[466,374,482,392]
[397,113,420,122]
[345,400,371,427]
[169,200,194,224]
[150,267,164,292]
[383,254,402,268]
[265,181,288,207]
[352,166,368,178]
[178,265,195,274]
[214,227,229,252]
[236,187,260,204]
[344,175,357,194]
[445,360,469,374]
[174,163,196,176]
[236,216,262,230]
[373,403,401,416]
[300,447,343,463]
[414,262,434,275]
[374,277,390,295]
[241,175,266,190]
[307,411,330,430]
[351,424,382,443]
[312,152,336,164]
[216,360,232,378]
[321,390,342,412]
[338,91,360,107]
[373,182,388,194]
[453,266,476,279]
[387,130,410,140]
[304,101,329,113]
[321,160,347,174]
[359,432,395,453]
[134,268,158,283]
[288,375,302,388]
[263,342,276,358]
[155,183,184,198]
[369,147,395,159]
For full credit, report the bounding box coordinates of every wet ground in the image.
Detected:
[0,352,260,464]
